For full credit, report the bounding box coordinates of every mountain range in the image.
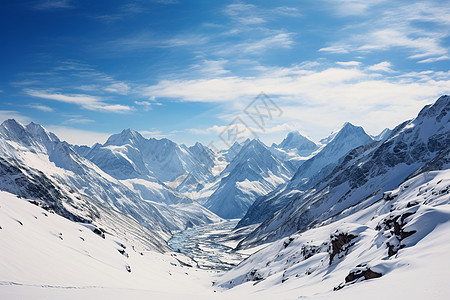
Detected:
[0,95,449,298]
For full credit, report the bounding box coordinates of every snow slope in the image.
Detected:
[216,168,450,299]
[0,191,221,299]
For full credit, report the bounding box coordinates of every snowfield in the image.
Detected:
[215,169,450,299]
[0,190,219,299]
[1,168,449,299]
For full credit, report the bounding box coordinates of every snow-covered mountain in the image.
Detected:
[0,120,221,251]
[371,127,392,141]
[204,139,295,219]
[217,167,450,298]
[238,122,374,228]
[77,129,221,203]
[237,95,450,248]
[269,131,319,167]
[219,139,250,163]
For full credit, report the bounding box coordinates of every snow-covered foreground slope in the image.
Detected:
[0,190,225,299]
[216,168,450,299]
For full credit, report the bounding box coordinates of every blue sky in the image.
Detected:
[1,0,449,147]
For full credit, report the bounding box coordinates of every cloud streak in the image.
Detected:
[25,89,133,113]
[319,1,450,63]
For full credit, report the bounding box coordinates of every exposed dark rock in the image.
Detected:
[329,232,357,265]
[383,191,398,201]
[377,211,417,256]
[301,244,321,260]
[335,264,382,291]
[283,237,294,248]
[118,249,129,258]
[247,269,264,282]
[345,267,382,283]
[93,227,106,239]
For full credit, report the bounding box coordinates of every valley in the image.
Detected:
[168,220,249,271]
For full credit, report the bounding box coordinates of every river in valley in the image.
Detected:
[168,220,249,271]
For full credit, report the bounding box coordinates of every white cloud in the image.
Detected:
[26,103,54,112]
[25,89,133,113]
[224,3,266,25]
[336,61,361,67]
[319,1,450,62]
[134,101,153,111]
[62,118,94,125]
[319,46,349,54]
[323,0,386,16]
[104,82,130,95]
[138,130,170,139]
[418,56,449,63]
[46,126,111,146]
[142,62,450,140]
[366,61,394,73]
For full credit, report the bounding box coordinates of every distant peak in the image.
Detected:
[287,131,301,137]
[105,128,145,146]
[341,121,356,129]
[1,118,23,128]
[121,128,137,135]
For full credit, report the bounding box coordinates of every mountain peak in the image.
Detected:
[332,122,372,143]
[1,119,24,131]
[26,122,59,143]
[277,131,318,156]
[104,128,146,147]
[416,95,449,121]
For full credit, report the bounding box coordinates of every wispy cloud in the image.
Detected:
[26,103,54,112]
[105,33,209,52]
[318,1,450,63]
[224,3,266,25]
[336,61,361,67]
[217,32,294,55]
[104,82,130,95]
[366,61,395,73]
[33,0,73,10]
[138,129,171,139]
[25,89,133,113]
[224,3,302,25]
[319,46,350,54]
[322,0,386,16]
[62,118,94,124]
[134,100,162,111]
